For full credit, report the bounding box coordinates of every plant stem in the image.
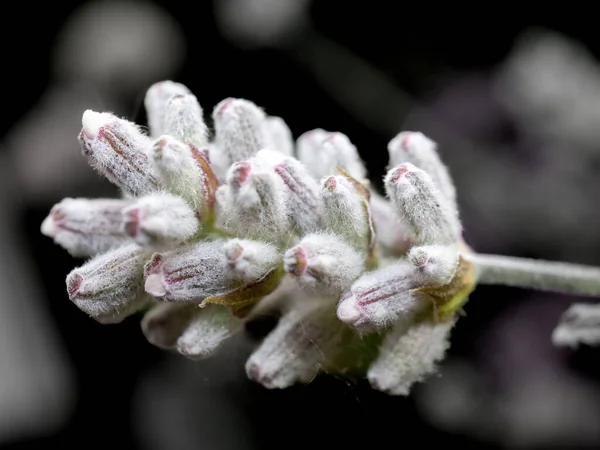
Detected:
[463,253,600,297]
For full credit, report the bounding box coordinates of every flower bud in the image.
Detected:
[261,116,294,156]
[216,158,290,242]
[144,240,282,316]
[122,192,199,249]
[368,318,455,395]
[409,245,459,287]
[141,302,242,359]
[246,301,359,389]
[320,172,374,255]
[268,150,324,235]
[224,238,281,282]
[143,240,230,302]
[384,163,461,246]
[164,93,208,148]
[336,261,427,330]
[79,110,161,196]
[152,136,219,220]
[369,190,414,255]
[284,232,364,296]
[213,98,266,163]
[297,129,367,181]
[41,197,131,257]
[144,80,191,137]
[388,131,456,205]
[66,244,149,321]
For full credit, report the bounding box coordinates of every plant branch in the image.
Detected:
[464,253,600,297]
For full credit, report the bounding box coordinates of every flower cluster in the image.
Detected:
[42,80,478,395]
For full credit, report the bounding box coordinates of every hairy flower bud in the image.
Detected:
[336,261,427,330]
[152,136,219,220]
[267,150,324,235]
[368,318,455,395]
[297,129,366,180]
[224,238,280,282]
[384,163,461,246]
[143,240,230,302]
[164,93,208,148]
[79,110,160,196]
[41,197,131,257]
[388,131,456,205]
[213,98,266,163]
[141,302,242,359]
[216,158,290,242]
[261,116,294,156]
[320,172,374,256]
[66,244,149,322]
[144,80,191,137]
[284,232,364,296]
[409,245,459,287]
[122,192,199,249]
[246,301,363,389]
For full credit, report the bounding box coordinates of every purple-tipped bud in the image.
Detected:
[223,238,280,282]
[79,110,160,196]
[122,192,199,249]
[284,233,364,296]
[65,244,149,322]
[217,157,290,242]
[384,163,461,246]
[336,261,427,331]
[41,197,131,257]
[143,240,231,302]
[408,245,459,287]
[388,131,456,205]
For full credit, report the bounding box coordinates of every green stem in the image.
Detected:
[464,253,600,297]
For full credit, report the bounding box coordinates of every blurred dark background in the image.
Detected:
[2,1,600,449]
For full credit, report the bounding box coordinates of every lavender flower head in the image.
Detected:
[42,80,600,395]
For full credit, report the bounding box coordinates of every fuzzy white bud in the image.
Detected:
[141,302,242,359]
[79,110,161,196]
[41,197,131,257]
[284,232,364,296]
[320,174,372,252]
[224,238,281,282]
[144,80,191,137]
[213,98,266,163]
[388,131,456,205]
[216,158,290,242]
[409,245,459,287]
[164,93,208,148]
[66,244,149,321]
[297,129,367,181]
[122,192,199,249]
[368,318,455,395]
[384,163,461,246]
[143,240,230,302]
[261,116,294,156]
[336,261,427,330]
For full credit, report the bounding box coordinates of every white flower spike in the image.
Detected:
[41,79,600,397]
